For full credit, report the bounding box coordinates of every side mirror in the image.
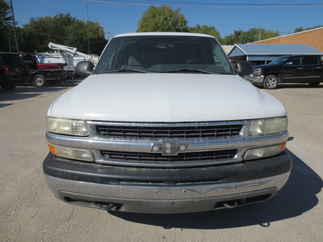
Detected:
[75,61,94,77]
[232,63,241,73]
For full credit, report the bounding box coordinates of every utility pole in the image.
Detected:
[86,0,90,54]
[9,0,19,52]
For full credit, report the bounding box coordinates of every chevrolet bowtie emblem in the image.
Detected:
[151,142,187,156]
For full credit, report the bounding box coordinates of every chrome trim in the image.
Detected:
[47,130,288,168]
[46,120,288,168]
[46,171,290,213]
[87,120,247,127]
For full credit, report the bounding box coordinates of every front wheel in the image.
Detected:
[32,74,46,88]
[263,75,279,89]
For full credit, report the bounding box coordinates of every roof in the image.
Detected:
[228,44,323,57]
[251,26,323,44]
[114,32,215,39]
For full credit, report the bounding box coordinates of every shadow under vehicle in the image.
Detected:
[110,151,322,229]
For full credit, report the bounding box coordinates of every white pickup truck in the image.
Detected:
[43,32,292,213]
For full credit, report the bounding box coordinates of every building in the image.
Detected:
[252,27,323,52]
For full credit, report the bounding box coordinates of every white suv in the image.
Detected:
[43,32,292,213]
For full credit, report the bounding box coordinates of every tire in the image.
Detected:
[263,75,279,89]
[308,82,320,87]
[32,74,46,88]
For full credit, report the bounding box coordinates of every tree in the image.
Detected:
[189,25,221,40]
[0,0,14,51]
[20,13,107,54]
[294,25,323,33]
[137,5,188,32]
[221,28,279,44]
[0,0,11,29]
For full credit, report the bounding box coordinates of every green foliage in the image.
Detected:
[0,0,11,29]
[221,28,279,44]
[0,13,107,54]
[189,25,221,40]
[137,5,188,32]
[0,0,17,52]
[20,13,106,54]
[294,25,323,33]
[137,6,277,45]
[294,27,305,33]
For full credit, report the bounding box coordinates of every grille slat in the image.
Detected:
[96,124,242,139]
[101,150,237,162]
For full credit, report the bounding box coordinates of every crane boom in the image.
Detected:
[48,42,98,71]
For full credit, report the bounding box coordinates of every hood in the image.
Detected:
[256,63,281,70]
[48,73,286,122]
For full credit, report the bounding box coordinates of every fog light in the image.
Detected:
[244,143,286,160]
[48,144,93,162]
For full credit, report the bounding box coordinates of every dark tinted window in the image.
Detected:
[270,56,289,64]
[0,54,24,66]
[95,36,233,74]
[288,56,301,65]
[302,56,319,65]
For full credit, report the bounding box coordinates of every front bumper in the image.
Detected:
[244,74,264,85]
[43,152,292,213]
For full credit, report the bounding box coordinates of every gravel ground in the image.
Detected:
[0,85,322,242]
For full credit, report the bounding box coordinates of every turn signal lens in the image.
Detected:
[48,144,93,162]
[244,143,286,160]
[279,143,286,152]
[48,144,57,155]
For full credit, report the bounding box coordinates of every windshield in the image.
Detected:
[95,36,233,74]
[270,56,289,64]
[1,54,24,66]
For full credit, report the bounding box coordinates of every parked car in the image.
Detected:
[0,52,26,90]
[22,54,65,87]
[43,32,292,214]
[23,54,65,70]
[0,52,67,89]
[248,55,323,88]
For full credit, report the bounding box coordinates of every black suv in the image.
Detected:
[1,52,66,90]
[0,52,27,90]
[249,55,323,89]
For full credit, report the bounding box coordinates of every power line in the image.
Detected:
[89,0,323,8]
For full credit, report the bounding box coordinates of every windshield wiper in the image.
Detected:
[105,66,147,73]
[162,68,213,74]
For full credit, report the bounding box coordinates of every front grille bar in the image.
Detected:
[95,122,243,139]
[101,149,237,162]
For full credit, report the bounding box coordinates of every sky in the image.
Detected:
[13,0,323,38]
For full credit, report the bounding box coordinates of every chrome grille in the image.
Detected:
[101,149,237,162]
[95,123,242,139]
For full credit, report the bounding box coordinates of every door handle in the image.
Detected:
[297,67,304,70]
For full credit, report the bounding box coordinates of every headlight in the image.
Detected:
[244,143,286,160]
[47,118,89,136]
[48,144,93,162]
[248,117,287,136]
[253,68,262,76]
